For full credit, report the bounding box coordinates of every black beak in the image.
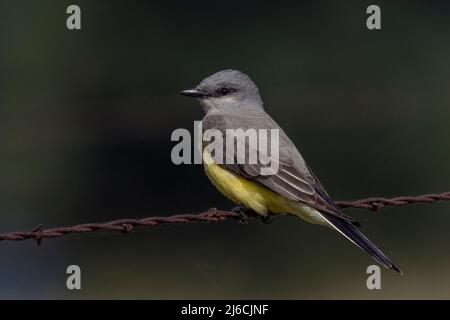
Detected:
[178,88,207,98]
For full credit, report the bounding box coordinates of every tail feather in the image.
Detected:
[320,212,402,275]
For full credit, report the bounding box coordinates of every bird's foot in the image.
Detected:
[231,205,273,225]
[231,204,251,225]
[259,215,273,224]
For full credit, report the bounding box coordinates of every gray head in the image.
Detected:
[179,69,264,113]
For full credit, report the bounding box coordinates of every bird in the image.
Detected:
[179,69,401,274]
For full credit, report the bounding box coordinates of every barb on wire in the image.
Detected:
[335,192,450,211]
[0,192,449,244]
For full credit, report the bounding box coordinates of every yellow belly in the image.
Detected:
[202,150,327,225]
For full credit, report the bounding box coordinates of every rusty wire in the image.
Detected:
[335,192,450,210]
[0,192,449,244]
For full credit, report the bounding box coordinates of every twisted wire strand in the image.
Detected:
[335,192,450,210]
[0,192,449,244]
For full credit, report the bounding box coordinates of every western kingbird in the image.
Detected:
[179,69,401,274]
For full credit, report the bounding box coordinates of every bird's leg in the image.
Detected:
[231,204,252,224]
[259,215,273,224]
[231,205,273,225]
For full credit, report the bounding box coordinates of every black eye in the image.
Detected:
[217,87,235,96]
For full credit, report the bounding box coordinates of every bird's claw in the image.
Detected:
[231,205,273,225]
[260,215,273,224]
[231,204,250,224]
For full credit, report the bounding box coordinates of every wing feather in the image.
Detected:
[202,111,356,222]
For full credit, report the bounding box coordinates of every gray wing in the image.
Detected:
[202,111,356,222]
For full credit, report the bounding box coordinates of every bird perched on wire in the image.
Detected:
[179,69,401,274]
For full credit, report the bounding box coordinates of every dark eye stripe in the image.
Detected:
[215,87,236,97]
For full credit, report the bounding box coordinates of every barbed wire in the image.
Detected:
[336,192,450,210]
[0,192,449,244]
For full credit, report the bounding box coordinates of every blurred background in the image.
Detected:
[0,0,449,299]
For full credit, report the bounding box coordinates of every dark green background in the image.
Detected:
[0,0,449,298]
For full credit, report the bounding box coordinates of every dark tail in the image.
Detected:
[321,212,402,275]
